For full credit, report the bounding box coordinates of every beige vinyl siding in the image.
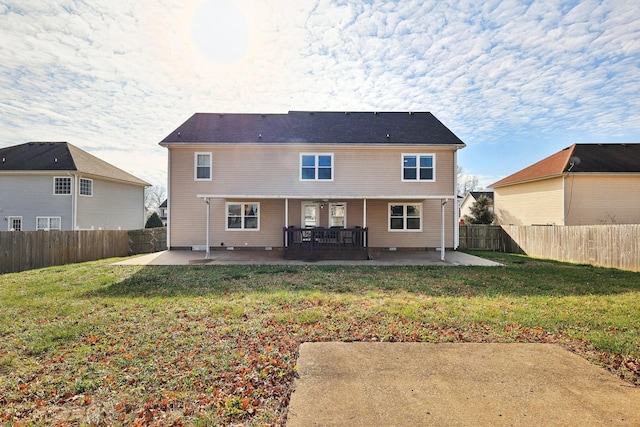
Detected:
[366,199,455,248]
[494,177,564,225]
[167,144,459,248]
[168,145,456,198]
[172,199,287,248]
[565,175,640,225]
[76,178,145,230]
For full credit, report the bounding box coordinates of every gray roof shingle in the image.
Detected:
[0,142,149,186]
[160,111,466,146]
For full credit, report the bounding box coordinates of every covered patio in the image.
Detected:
[193,195,459,262]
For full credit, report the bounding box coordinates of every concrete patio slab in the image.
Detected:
[287,342,640,427]
[112,249,502,267]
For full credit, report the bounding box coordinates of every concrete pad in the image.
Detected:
[287,342,640,426]
[112,249,502,267]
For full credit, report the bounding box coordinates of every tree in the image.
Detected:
[457,166,480,196]
[145,212,164,228]
[462,195,495,224]
[145,186,166,211]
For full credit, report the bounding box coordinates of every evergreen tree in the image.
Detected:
[463,195,495,224]
[145,212,164,228]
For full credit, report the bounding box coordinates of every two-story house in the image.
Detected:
[491,143,640,225]
[0,141,149,231]
[160,111,466,259]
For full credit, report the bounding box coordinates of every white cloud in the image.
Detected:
[0,0,639,186]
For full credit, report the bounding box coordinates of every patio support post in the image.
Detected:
[284,198,289,247]
[363,198,367,247]
[205,197,210,260]
[440,199,447,261]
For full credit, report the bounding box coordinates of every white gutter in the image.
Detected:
[196,194,458,200]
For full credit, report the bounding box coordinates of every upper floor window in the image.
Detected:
[79,178,93,196]
[402,154,435,181]
[54,177,72,195]
[300,153,333,181]
[36,216,61,231]
[226,202,259,230]
[195,152,212,181]
[389,203,422,231]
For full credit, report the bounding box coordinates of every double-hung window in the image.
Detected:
[36,217,61,231]
[402,154,435,181]
[300,153,333,181]
[226,202,259,230]
[389,203,422,231]
[79,178,93,196]
[54,177,72,195]
[195,152,212,181]
[8,217,22,231]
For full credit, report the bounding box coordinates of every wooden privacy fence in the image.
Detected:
[458,225,504,251]
[0,228,167,274]
[501,224,640,272]
[129,228,167,255]
[458,224,640,272]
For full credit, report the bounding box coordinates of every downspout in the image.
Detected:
[441,199,447,261]
[453,149,459,248]
[205,197,210,260]
[71,173,78,230]
[166,153,171,250]
[562,175,566,226]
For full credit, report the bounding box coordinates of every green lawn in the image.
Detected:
[1,252,639,426]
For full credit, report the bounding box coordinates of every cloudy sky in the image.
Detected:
[1,0,639,190]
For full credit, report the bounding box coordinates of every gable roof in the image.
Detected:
[159,111,466,146]
[491,143,640,188]
[469,191,493,201]
[0,142,149,186]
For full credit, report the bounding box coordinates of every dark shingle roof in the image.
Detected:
[0,142,149,186]
[491,143,640,187]
[159,111,466,146]
[470,191,493,201]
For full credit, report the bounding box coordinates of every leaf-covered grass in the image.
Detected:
[1,252,639,426]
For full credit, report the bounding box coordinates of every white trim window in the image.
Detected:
[300,153,333,181]
[36,216,62,231]
[402,154,435,181]
[54,177,72,195]
[226,202,259,230]
[389,203,422,231]
[79,178,93,196]
[194,152,212,181]
[8,216,22,231]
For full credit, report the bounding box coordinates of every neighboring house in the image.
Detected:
[490,143,640,226]
[159,111,466,258]
[159,199,168,225]
[0,142,149,231]
[459,191,494,222]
